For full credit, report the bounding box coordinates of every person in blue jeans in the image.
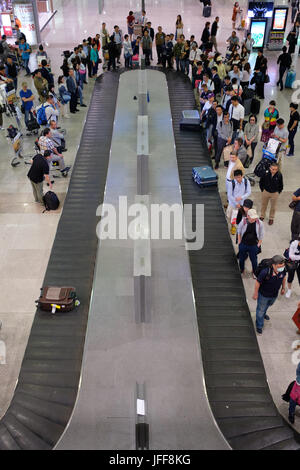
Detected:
[237,208,264,277]
[287,102,300,157]
[18,38,31,76]
[19,81,34,126]
[253,255,287,335]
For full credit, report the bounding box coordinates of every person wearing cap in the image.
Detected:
[288,362,300,424]
[252,255,287,335]
[237,209,264,277]
[227,169,251,235]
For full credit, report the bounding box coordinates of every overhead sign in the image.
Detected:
[13,2,37,44]
[272,8,288,31]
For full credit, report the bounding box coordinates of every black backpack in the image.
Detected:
[43,191,60,212]
[231,178,248,193]
[254,258,273,280]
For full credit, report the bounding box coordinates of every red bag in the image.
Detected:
[292,307,300,331]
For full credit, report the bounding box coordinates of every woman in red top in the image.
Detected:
[232,2,241,30]
[127,10,135,41]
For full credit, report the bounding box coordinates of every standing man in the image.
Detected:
[100,23,109,69]
[277,46,292,91]
[287,103,300,157]
[227,169,252,234]
[141,30,152,66]
[145,22,154,60]
[272,118,288,171]
[259,162,283,226]
[27,151,53,204]
[238,209,264,277]
[228,96,245,143]
[291,188,300,241]
[5,56,18,90]
[113,25,123,64]
[215,111,233,170]
[66,68,78,114]
[18,37,31,76]
[155,26,165,65]
[253,255,287,335]
[210,17,219,53]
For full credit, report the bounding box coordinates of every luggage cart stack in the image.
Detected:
[246,138,281,186]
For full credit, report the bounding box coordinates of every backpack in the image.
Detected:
[232,178,248,193]
[36,104,51,126]
[254,258,273,280]
[43,191,60,212]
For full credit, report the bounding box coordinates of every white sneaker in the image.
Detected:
[286,289,292,299]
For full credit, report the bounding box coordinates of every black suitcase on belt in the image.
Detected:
[251,98,260,115]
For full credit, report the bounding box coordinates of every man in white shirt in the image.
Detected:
[189,44,202,64]
[228,95,244,142]
[200,93,214,122]
[227,169,251,233]
[44,94,60,124]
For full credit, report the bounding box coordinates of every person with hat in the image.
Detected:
[237,208,264,277]
[288,363,300,424]
[252,255,287,335]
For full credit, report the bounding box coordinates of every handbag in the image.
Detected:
[223,144,233,162]
[264,74,270,83]
[289,200,297,210]
[21,104,25,114]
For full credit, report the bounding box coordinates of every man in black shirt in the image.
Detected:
[287,102,300,156]
[277,46,292,91]
[210,17,219,53]
[27,151,52,203]
[259,162,283,225]
[5,56,18,90]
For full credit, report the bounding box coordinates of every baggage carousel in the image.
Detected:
[0,68,299,450]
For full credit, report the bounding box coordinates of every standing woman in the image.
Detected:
[175,15,184,40]
[90,43,99,78]
[243,33,255,54]
[241,62,251,88]
[244,115,259,163]
[127,11,135,42]
[180,40,190,75]
[232,2,241,30]
[201,22,211,51]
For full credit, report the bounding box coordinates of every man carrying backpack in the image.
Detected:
[253,255,287,335]
[227,169,251,235]
[237,208,264,276]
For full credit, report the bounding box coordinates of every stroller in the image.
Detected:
[246,138,281,186]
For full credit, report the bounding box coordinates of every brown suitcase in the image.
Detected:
[292,307,300,332]
[36,286,79,314]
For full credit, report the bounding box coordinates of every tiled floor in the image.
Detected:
[0,0,300,434]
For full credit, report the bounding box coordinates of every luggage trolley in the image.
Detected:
[6,126,33,168]
[246,138,281,186]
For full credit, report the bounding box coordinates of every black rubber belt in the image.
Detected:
[0,72,119,450]
[161,68,300,450]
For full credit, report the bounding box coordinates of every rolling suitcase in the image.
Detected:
[43,191,60,211]
[36,286,79,314]
[132,54,139,69]
[203,5,211,17]
[285,70,296,89]
[250,98,260,115]
[192,166,218,187]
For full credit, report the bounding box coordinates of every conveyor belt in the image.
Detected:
[162,69,300,450]
[0,72,119,450]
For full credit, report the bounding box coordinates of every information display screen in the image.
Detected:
[272,8,288,31]
[250,19,267,48]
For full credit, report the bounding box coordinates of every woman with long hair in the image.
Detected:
[175,14,184,40]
